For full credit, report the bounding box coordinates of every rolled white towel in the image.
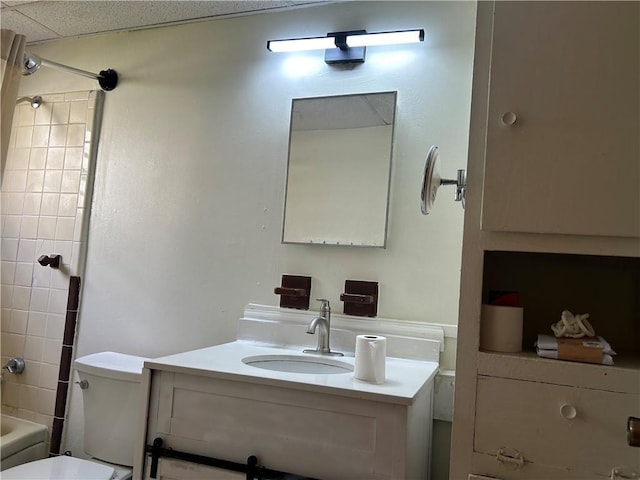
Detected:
[551,310,595,338]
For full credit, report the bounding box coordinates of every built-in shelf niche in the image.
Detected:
[482,251,640,359]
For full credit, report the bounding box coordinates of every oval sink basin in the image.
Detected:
[242,354,353,374]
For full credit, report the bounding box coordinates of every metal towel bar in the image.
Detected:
[146,437,320,480]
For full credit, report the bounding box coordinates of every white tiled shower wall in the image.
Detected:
[1,90,99,446]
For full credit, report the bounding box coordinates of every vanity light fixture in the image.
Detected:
[267,29,424,64]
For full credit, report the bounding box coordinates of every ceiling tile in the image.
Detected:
[3,1,41,6]
[0,9,59,43]
[2,0,328,44]
[13,1,301,37]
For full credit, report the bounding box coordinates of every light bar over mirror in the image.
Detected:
[267,29,424,64]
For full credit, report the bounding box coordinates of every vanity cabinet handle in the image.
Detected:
[560,403,577,420]
[628,417,640,447]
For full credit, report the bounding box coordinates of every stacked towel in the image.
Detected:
[536,334,616,365]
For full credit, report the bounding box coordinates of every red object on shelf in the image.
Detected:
[489,290,520,307]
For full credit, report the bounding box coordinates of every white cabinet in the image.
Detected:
[452,250,640,479]
[134,316,439,480]
[451,2,640,479]
[481,1,640,238]
[140,367,432,480]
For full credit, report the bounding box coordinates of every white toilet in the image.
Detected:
[2,352,148,480]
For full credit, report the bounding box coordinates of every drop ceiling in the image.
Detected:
[0,0,326,44]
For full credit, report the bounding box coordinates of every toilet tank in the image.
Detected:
[74,352,148,467]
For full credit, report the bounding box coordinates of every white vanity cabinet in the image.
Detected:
[143,370,430,480]
[451,2,640,479]
[135,339,438,480]
[481,1,640,238]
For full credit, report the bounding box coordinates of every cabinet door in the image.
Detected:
[149,371,408,480]
[482,1,640,238]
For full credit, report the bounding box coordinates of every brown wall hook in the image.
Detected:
[274,275,312,310]
[341,280,378,317]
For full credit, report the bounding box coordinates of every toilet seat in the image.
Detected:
[1,455,115,479]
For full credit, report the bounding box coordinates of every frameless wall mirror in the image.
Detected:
[282,91,397,247]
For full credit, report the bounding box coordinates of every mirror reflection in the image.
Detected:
[282,92,397,247]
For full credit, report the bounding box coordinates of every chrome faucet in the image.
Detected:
[303,299,343,356]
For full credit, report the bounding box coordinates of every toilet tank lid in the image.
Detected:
[74,351,149,382]
[2,456,115,480]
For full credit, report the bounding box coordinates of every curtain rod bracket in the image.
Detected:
[98,69,118,91]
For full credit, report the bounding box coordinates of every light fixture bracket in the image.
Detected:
[325,30,367,65]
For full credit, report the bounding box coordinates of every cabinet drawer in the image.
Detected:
[470,452,604,480]
[144,457,244,480]
[474,376,640,476]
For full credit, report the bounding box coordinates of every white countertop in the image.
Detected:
[145,340,439,406]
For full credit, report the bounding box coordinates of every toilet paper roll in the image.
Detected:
[354,335,386,384]
[480,305,524,353]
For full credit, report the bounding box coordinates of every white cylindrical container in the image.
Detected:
[480,305,524,353]
[354,335,386,384]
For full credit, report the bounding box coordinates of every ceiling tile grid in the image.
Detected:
[1,0,325,45]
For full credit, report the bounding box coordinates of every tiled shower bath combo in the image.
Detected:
[1,90,102,454]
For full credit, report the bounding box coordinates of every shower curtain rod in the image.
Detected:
[23,53,118,91]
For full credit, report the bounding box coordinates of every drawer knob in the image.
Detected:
[560,403,577,419]
[629,417,640,447]
[501,111,517,126]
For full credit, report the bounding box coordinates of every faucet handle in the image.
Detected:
[5,357,25,374]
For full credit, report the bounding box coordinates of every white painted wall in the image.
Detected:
[17,0,476,473]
